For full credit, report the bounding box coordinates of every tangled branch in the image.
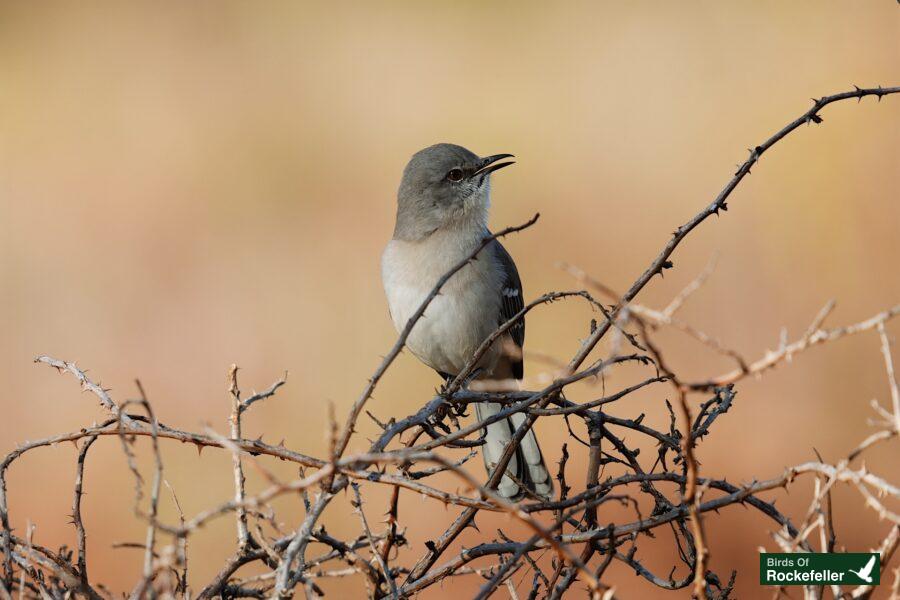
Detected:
[1,86,898,599]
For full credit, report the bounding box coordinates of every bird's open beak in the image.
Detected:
[473,153,515,178]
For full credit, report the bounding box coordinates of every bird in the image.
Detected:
[381,143,552,501]
[849,555,876,583]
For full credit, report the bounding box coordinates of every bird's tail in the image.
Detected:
[475,401,553,500]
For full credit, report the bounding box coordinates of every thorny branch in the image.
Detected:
[1,86,898,599]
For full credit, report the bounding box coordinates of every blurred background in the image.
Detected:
[1,1,898,597]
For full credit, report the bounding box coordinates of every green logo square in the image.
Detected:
[760,553,880,586]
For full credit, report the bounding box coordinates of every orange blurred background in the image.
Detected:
[1,2,898,598]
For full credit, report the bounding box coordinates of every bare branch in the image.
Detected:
[3,87,898,600]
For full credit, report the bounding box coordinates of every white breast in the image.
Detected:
[381,229,503,377]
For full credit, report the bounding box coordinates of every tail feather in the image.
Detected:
[510,412,553,498]
[475,402,553,500]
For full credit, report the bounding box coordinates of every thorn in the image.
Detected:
[658,260,674,278]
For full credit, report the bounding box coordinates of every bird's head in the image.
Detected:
[393,143,514,241]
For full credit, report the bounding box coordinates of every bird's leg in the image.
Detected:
[436,368,484,428]
[437,371,454,394]
[433,372,458,430]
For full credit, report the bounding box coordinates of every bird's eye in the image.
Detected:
[447,168,464,182]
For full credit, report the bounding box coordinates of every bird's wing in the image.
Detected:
[492,240,525,379]
[861,555,876,577]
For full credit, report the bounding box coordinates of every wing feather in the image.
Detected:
[492,240,525,379]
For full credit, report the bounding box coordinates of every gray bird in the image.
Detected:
[381,143,552,500]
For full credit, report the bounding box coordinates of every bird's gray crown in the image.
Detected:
[393,143,514,241]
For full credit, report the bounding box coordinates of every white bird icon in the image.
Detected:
[848,555,877,583]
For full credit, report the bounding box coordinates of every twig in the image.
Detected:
[71,435,98,591]
[567,86,900,373]
[228,365,251,549]
[351,484,398,599]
